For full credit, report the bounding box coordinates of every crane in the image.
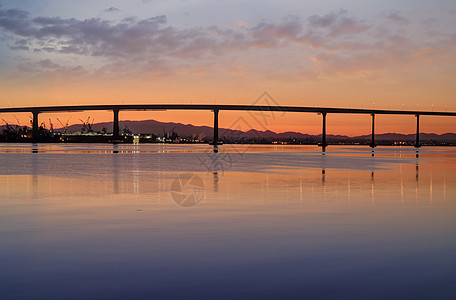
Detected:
[14,115,21,127]
[2,119,13,132]
[79,119,86,132]
[56,116,71,134]
[85,117,95,132]
[49,118,54,132]
[56,118,65,131]
[162,126,177,141]
[79,116,91,132]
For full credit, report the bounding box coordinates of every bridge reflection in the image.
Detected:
[2,147,449,208]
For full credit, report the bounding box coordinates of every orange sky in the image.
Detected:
[0,1,455,135]
[2,109,455,137]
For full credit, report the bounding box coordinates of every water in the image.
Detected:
[1,144,455,299]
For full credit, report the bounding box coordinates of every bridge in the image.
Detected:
[1,104,455,148]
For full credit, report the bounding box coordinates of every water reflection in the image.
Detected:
[7,145,456,299]
[401,177,404,203]
[31,150,39,199]
[210,145,221,193]
[133,152,140,194]
[444,175,446,201]
[321,150,327,185]
[213,172,219,193]
[371,171,375,203]
[113,153,119,194]
[32,143,38,154]
[416,152,419,182]
[1,145,454,207]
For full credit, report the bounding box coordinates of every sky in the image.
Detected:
[0,0,455,135]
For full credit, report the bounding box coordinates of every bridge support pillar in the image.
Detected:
[320,112,327,151]
[370,113,377,148]
[213,109,219,145]
[113,109,119,140]
[414,114,421,148]
[32,111,39,143]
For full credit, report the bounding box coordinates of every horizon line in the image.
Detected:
[3,119,455,138]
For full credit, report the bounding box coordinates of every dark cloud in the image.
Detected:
[9,45,28,50]
[0,6,369,60]
[0,6,451,77]
[0,8,28,19]
[246,11,369,50]
[0,8,34,36]
[307,9,368,38]
[104,7,120,13]
[38,58,60,69]
[8,38,29,50]
[250,15,303,46]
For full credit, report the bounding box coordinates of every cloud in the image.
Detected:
[103,7,120,13]
[37,58,60,69]
[9,38,29,50]
[0,6,453,78]
[16,58,87,78]
[0,7,371,60]
[0,7,29,19]
[380,10,409,24]
[307,9,369,38]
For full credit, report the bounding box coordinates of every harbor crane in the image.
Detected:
[56,117,71,134]
[49,118,54,132]
[79,116,94,132]
[14,115,21,127]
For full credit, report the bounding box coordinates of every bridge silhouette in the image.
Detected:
[1,104,455,148]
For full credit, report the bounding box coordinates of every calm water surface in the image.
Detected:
[0,144,455,299]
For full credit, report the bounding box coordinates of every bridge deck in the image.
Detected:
[0,104,455,116]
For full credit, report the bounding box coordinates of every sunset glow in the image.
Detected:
[0,0,455,135]
[2,3,456,298]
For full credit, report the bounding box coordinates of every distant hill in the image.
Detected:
[62,119,456,143]
[2,119,456,144]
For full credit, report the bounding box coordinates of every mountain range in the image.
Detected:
[64,119,456,143]
[2,119,456,143]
